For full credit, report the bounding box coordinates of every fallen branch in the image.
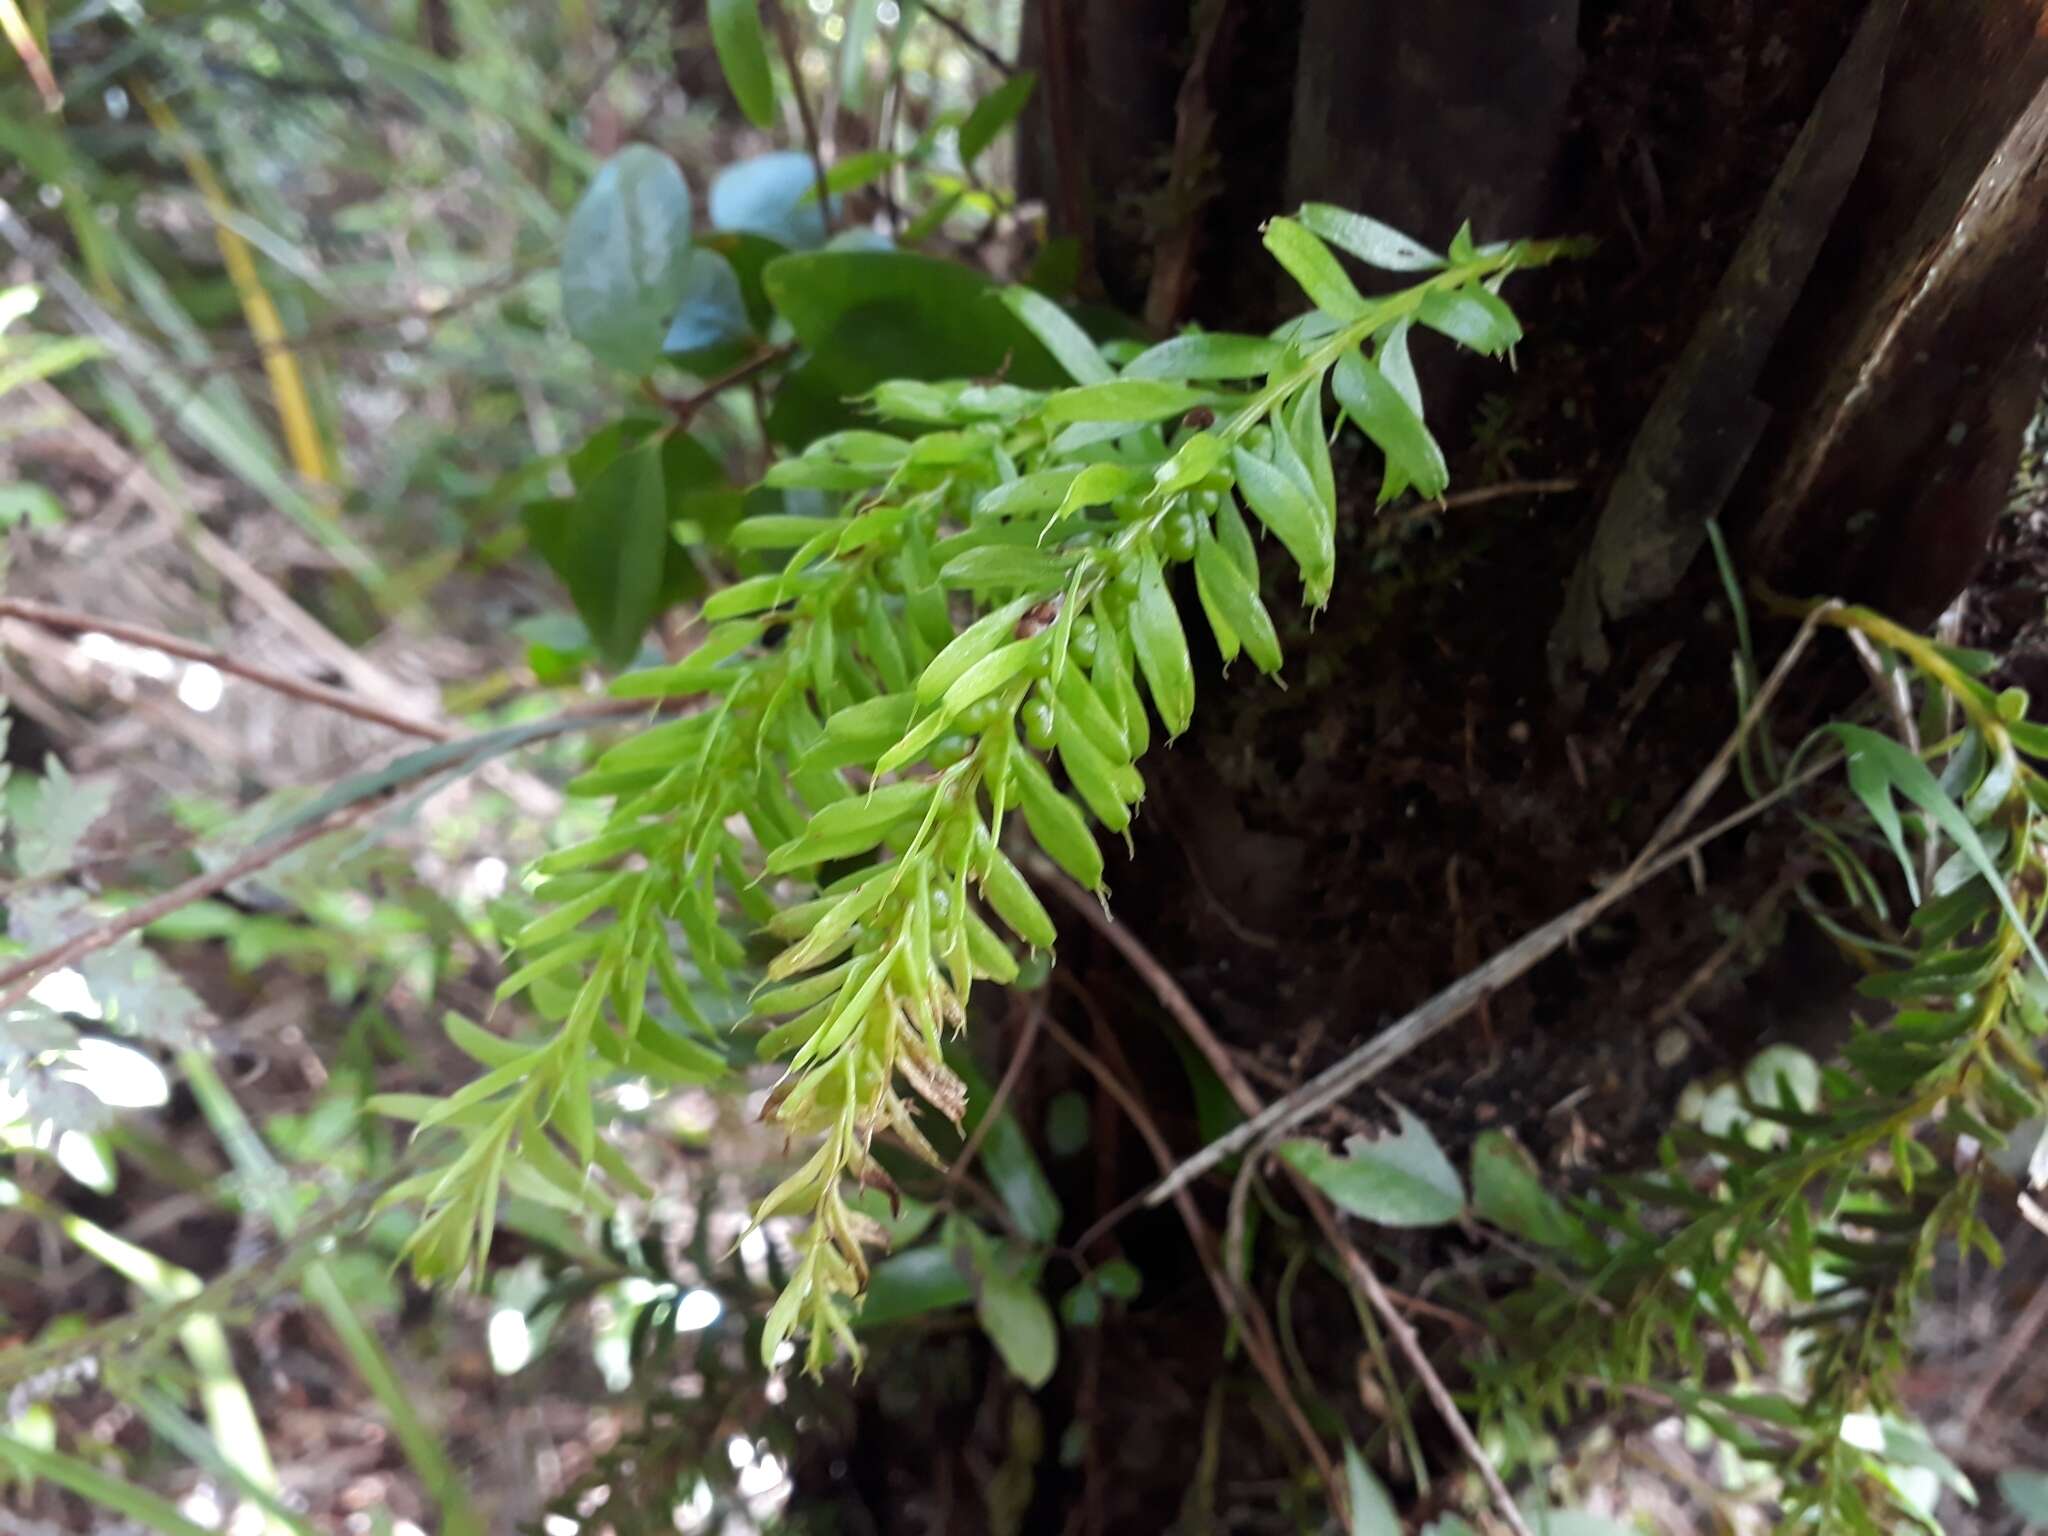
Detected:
[919,2,1015,75]
[1036,865,1532,1534]
[1036,1004,1344,1514]
[1134,751,1837,1204]
[0,596,453,742]
[0,796,387,1016]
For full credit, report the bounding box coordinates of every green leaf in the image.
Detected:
[765,780,935,871]
[1344,1441,1401,1536]
[522,437,672,667]
[814,148,898,198]
[954,1053,1063,1242]
[939,544,1071,591]
[859,1244,974,1327]
[763,250,1063,442]
[1060,1283,1102,1327]
[1011,749,1105,889]
[1416,286,1522,356]
[1232,444,1333,603]
[662,247,752,357]
[1094,1259,1140,1300]
[1039,379,1213,425]
[975,1267,1058,1388]
[980,845,1058,950]
[1278,1105,1464,1227]
[1825,723,2046,974]
[1122,332,1284,381]
[1130,551,1196,735]
[441,1013,530,1071]
[711,152,832,249]
[1997,1468,2048,1524]
[709,0,776,128]
[918,594,1037,703]
[17,759,115,877]
[1297,203,1445,273]
[998,285,1112,384]
[958,71,1038,163]
[1333,348,1449,502]
[561,146,695,374]
[1262,216,1369,320]
[1194,532,1282,673]
[1045,1093,1092,1157]
[1470,1131,1583,1249]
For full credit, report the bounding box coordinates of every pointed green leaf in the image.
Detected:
[998,286,1111,385]
[1040,379,1213,425]
[1232,444,1333,602]
[1416,286,1521,355]
[1130,552,1195,736]
[1332,348,1448,502]
[1262,216,1369,320]
[1298,203,1445,273]
[709,0,776,127]
[958,71,1038,164]
[1123,331,1284,381]
[918,594,1037,702]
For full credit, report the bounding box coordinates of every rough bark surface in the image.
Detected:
[794,4,2048,1529]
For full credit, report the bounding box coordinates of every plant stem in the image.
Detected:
[770,3,836,236]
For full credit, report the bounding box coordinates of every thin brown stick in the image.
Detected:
[947,994,1044,1185]
[651,341,797,425]
[1378,477,1582,531]
[919,1,1014,74]
[1628,603,1832,879]
[0,597,453,741]
[1036,1010,1344,1511]
[770,6,836,236]
[1038,884,1528,1532]
[1960,1270,2048,1429]
[1131,751,1838,1202]
[1330,1229,1537,1536]
[0,795,388,1015]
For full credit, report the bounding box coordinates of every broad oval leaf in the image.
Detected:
[1344,1442,1401,1536]
[561,146,695,374]
[1279,1104,1464,1227]
[711,152,833,250]
[976,1269,1057,1388]
[521,436,671,666]
[662,247,752,356]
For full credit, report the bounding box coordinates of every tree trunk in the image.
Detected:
[794,5,2048,1529]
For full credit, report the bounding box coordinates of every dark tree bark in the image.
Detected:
[795,5,2048,1529]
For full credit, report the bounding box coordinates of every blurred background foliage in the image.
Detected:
[0,2,1051,1531]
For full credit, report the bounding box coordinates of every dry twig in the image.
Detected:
[0,596,452,741]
